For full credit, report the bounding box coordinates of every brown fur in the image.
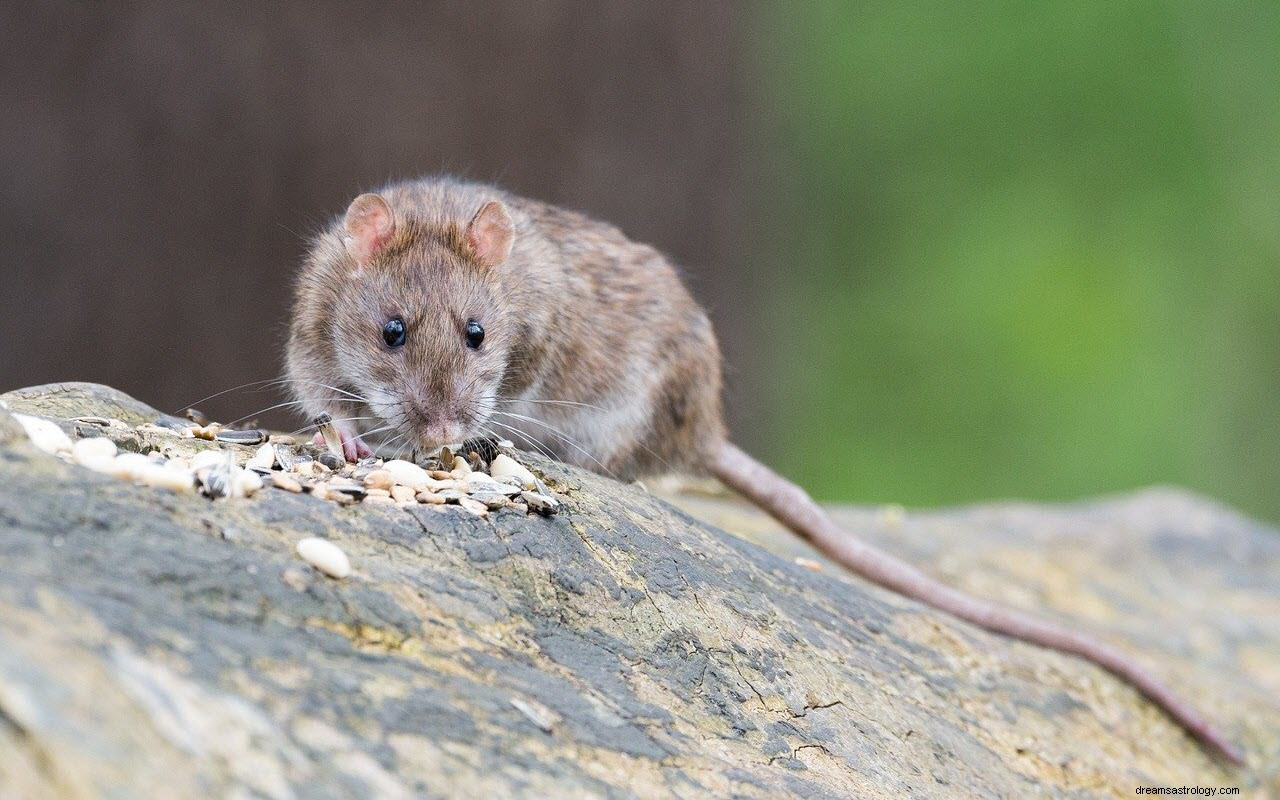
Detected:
[285,177,1239,763]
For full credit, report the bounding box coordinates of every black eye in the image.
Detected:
[382,317,406,348]
[465,320,485,349]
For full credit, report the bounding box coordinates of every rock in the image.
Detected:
[0,382,1276,797]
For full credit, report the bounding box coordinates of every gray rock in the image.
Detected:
[0,383,1275,798]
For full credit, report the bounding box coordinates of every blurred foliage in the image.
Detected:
[762,3,1280,520]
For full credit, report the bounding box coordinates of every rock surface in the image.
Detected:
[0,383,1276,799]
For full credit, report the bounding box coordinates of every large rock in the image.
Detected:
[0,383,1275,798]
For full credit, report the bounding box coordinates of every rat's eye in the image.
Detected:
[465,320,485,349]
[382,317,406,348]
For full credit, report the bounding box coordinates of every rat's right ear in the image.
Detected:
[343,193,395,265]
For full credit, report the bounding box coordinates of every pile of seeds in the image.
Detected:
[12,410,560,518]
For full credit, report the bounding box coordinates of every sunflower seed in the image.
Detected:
[215,429,267,445]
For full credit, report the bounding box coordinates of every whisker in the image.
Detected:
[490,410,611,475]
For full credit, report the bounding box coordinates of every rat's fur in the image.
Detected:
[286,176,1241,764]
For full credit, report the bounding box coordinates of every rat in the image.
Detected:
[285,176,1242,764]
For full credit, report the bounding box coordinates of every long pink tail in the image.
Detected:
[711,440,1243,765]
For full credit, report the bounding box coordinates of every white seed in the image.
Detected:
[520,491,560,515]
[246,443,275,471]
[190,450,229,472]
[136,463,195,493]
[107,452,154,480]
[270,473,303,493]
[72,436,117,469]
[490,454,536,489]
[363,469,394,491]
[416,491,446,505]
[457,496,488,517]
[234,469,264,497]
[13,414,73,456]
[296,537,351,579]
[362,494,395,505]
[382,459,430,489]
[449,459,472,478]
[390,485,416,503]
[510,698,561,732]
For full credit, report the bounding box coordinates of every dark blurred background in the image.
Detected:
[3,3,1279,522]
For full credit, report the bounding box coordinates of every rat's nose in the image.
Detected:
[407,399,461,447]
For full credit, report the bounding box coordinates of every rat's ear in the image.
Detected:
[343,193,395,265]
[463,200,514,268]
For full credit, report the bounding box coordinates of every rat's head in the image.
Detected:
[327,192,515,452]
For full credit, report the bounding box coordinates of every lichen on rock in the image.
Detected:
[0,382,1276,798]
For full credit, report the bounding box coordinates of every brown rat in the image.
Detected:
[286,176,1242,764]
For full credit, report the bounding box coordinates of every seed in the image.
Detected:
[246,443,275,471]
[268,434,297,445]
[71,416,112,427]
[105,452,149,479]
[215,429,267,445]
[457,496,489,517]
[507,501,528,514]
[273,444,296,471]
[326,480,367,501]
[365,488,391,498]
[416,491,446,505]
[270,473,303,493]
[234,469,264,497]
[318,453,343,471]
[137,463,196,493]
[390,485,416,503]
[382,459,430,489]
[363,469,394,491]
[295,537,351,579]
[450,458,472,478]
[429,470,451,480]
[312,413,345,460]
[190,450,229,472]
[72,436,117,468]
[490,454,536,490]
[794,557,823,571]
[520,491,560,515]
[510,698,560,732]
[13,414,73,456]
[362,494,395,505]
[152,415,192,431]
[470,491,510,510]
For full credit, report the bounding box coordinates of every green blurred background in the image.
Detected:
[3,3,1277,521]
[763,3,1280,521]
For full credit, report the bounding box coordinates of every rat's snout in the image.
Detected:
[404,396,464,448]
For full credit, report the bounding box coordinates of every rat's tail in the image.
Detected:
[710,440,1243,765]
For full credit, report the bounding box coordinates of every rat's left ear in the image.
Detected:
[464,200,514,268]
[343,193,395,266]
